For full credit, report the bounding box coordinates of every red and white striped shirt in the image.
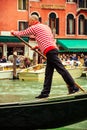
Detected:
[13,22,57,55]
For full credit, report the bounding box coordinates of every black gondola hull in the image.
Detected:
[0,93,87,128]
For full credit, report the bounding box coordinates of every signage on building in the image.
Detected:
[1,31,11,36]
[41,4,65,10]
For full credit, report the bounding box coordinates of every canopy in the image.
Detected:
[56,39,87,52]
[0,36,29,42]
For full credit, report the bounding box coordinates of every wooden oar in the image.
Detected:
[13,35,86,93]
[14,35,47,60]
[75,82,86,93]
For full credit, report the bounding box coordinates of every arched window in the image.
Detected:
[67,14,75,34]
[78,15,86,35]
[49,13,59,35]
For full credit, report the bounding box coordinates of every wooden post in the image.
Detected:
[13,51,17,79]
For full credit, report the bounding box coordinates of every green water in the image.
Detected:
[0,77,87,129]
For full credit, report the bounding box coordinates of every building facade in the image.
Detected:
[0,0,87,59]
[0,0,30,59]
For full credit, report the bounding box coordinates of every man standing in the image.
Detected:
[11,15,79,98]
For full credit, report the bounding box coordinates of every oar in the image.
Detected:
[13,35,47,60]
[67,82,86,94]
[75,82,86,93]
[13,35,86,93]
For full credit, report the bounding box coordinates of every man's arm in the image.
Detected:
[11,27,34,37]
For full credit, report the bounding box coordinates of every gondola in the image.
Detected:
[0,92,87,128]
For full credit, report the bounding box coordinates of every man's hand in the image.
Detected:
[31,46,39,50]
[11,30,15,35]
[11,30,18,36]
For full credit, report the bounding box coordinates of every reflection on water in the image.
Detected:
[0,77,87,129]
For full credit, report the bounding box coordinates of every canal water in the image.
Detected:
[0,77,87,129]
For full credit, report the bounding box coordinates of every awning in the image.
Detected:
[56,39,87,52]
[0,36,29,42]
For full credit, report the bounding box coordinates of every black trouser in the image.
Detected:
[41,49,75,95]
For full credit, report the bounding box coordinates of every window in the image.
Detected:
[78,15,86,35]
[18,21,28,31]
[78,0,87,8]
[49,13,59,35]
[18,0,28,10]
[67,14,75,34]
[66,0,76,2]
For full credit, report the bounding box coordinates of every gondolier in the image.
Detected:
[11,14,79,98]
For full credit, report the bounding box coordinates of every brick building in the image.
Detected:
[0,0,29,59]
[0,0,87,59]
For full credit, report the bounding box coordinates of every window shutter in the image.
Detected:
[78,18,80,35]
[67,18,69,34]
[84,19,87,35]
[25,22,28,29]
[73,19,75,34]
[56,18,59,34]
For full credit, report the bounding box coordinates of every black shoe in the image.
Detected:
[35,94,49,99]
[68,86,79,94]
